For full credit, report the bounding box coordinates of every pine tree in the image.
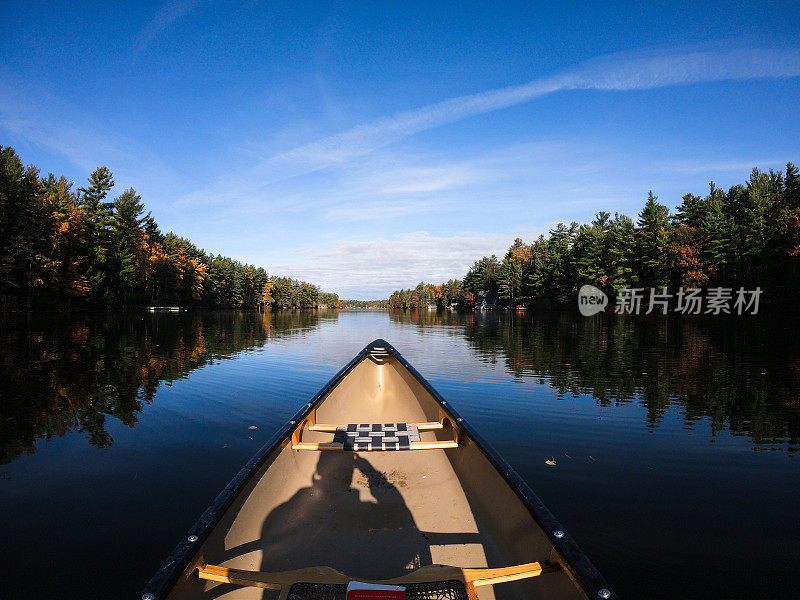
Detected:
[785,163,800,209]
[741,168,773,271]
[111,188,151,304]
[637,191,671,288]
[541,222,578,300]
[674,193,707,228]
[527,237,547,297]
[572,211,611,287]
[499,238,531,305]
[78,167,115,303]
[463,255,500,293]
[771,163,800,292]
[607,213,637,290]
[0,147,52,308]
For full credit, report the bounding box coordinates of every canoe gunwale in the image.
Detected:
[139,338,616,600]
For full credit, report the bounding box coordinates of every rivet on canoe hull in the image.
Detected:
[187,535,198,542]
[142,594,155,600]
[553,530,565,538]
[598,589,611,599]
[290,420,295,424]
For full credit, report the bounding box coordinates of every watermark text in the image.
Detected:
[578,286,762,315]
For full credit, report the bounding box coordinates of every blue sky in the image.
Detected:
[1,1,799,299]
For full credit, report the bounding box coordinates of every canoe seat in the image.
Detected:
[293,422,458,451]
[334,423,421,450]
[197,561,560,599]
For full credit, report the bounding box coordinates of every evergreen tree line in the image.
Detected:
[390,163,800,310]
[338,299,390,309]
[0,147,338,310]
[389,280,468,310]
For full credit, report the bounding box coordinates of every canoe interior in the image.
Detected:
[167,353,588,600]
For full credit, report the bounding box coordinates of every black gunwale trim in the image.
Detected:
[139,338,615,600]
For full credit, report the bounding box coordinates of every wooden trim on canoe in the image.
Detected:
[197,564,282,590]
[197,560,559,590]
[292,409,458,451]
[463,561,560,586]
[309,421,444,432]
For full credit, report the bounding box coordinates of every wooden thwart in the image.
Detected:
[463,561,559,586]
[197,561,558,591]
[309,421,443,432]
[292,411,458,451]
[198,564,282,590]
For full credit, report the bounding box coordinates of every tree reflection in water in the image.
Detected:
[2,308,798,466]
[0,310,331,464]
[390,309,800,450]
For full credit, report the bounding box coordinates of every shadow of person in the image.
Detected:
[255,451,433,597]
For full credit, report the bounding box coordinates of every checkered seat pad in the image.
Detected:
[332,423,421,451]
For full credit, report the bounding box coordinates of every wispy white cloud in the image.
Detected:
[191,137,787,252]
[314,158,499,221]
[193,142,564,229]
[181,45,800,207]
[322,199,445,223]
[133,0,203,53]
[373,166,482,195]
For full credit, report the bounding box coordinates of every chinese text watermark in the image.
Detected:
[578,286,762,316]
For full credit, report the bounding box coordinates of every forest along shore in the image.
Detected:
[4,146,797,315]
[389,163,800,312]
[0,146,338,311]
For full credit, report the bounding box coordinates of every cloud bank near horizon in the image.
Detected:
[270,231,532,300]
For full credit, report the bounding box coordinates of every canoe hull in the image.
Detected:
[140,340,614,600]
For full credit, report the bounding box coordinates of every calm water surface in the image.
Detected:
[1,310,798,599]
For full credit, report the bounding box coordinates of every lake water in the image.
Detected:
[1,309,798,599]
